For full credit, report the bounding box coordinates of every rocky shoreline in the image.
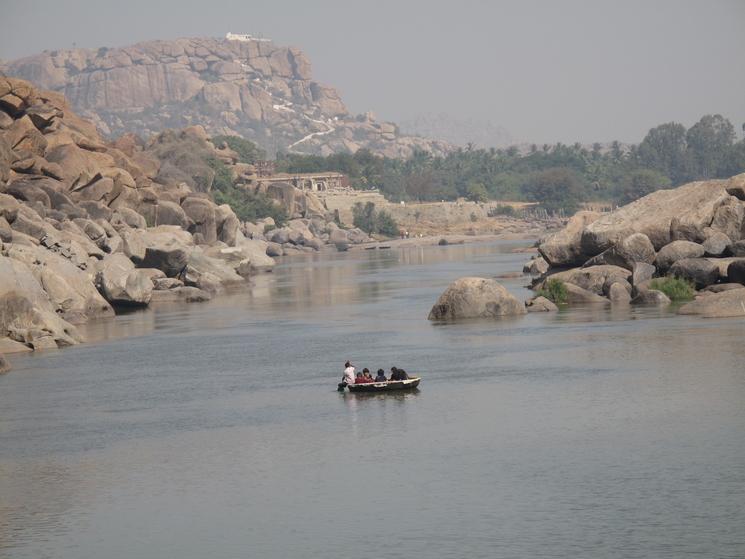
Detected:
[0,77,376,371]
[427,174,745,321]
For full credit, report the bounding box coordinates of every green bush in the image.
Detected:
[212,135,266,164]
[649,277,695,301]
[207,156,234,192]
[213,189,288,225]
[352,201,399,237]
[536,278,568,305]
[208,157,287,225]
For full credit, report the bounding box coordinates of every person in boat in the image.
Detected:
[390,367,410,381]
[374,369,387,382]
[356,368,376,383]
[342,361,356,386]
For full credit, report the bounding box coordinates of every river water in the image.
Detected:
[1,241,744,559]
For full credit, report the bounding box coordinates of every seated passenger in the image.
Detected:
[390,367,409,381]
[354,368,373,383]
[374,369,387,382]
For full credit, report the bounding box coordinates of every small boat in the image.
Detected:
[346,377,421,393]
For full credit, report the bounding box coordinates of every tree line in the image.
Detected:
[269,114,745,213]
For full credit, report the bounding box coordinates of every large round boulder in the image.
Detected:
[655,240,705,272]
[266,241,283,257]
[563,283,611,305]
[154,200,190,228]
[523,256,549,276]
[607,281,632,304]
[428,277,526,320]
[181,197,217,244]
[268,227,292,245]
[135,226,194,277]
[216,204,240,246]
[702,231,732,257]
[97,253,153,306]
[631,289,671,306]
[668,258,720,289]
[0,255,81,349]
[180,250,244,293]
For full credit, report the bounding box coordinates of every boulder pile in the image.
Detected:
[525,174,745,317]
[0,77,364,354]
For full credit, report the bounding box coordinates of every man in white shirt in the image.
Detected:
[342,361,356,385]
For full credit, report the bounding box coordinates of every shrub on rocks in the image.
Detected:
[536,278,568,305]
[649,277,695,301]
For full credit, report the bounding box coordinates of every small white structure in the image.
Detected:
[225,32,270,42]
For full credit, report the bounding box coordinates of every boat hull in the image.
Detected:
[347,378,421,392]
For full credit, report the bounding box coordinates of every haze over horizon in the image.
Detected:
[1,0,743,146]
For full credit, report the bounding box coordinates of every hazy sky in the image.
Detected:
[1,0,743,144]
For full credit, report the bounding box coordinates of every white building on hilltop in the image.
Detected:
[225,32,270,42]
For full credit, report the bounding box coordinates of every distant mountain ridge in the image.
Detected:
[1,35,450,158]
[399,113,514,148]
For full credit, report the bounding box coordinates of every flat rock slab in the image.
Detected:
[678,288,745,318]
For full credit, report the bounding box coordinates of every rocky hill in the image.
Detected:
[1,35,450,159]
[0,76,373,360]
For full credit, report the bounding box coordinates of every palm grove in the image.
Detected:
[272,114,745,214]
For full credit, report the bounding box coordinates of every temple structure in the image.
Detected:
[256,172,348,192]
